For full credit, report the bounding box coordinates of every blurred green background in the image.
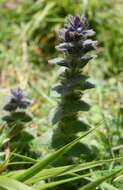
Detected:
[0,0,123,159]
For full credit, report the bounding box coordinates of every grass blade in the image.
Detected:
[15,124,101,182]
[79,167,123,190]
[25,157,123,184]
[35,174,87,190]
[0,176,34,190]
[102,182,120,190]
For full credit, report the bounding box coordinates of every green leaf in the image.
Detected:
[3,111,33,123]
[102,182,121,190]
[79,167,123,190]
[52,77,94,96]
[14,124,100,182]
[60,120,90,134]
[25,157,123,184]
[35,174,86,190]
[51,101,90,124]
[12,111,33,122]
[63,100,90,113]
[0,176,34,190]
[11,153,37,163]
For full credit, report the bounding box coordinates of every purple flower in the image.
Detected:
[59,16,88,42]
[66,16,88,33]
[3,87,32,112]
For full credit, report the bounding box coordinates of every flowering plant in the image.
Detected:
[49,15,97,163]
[3,87,32,124]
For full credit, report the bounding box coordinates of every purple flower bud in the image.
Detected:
[59,15,89,42]
[11,88,23,100]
